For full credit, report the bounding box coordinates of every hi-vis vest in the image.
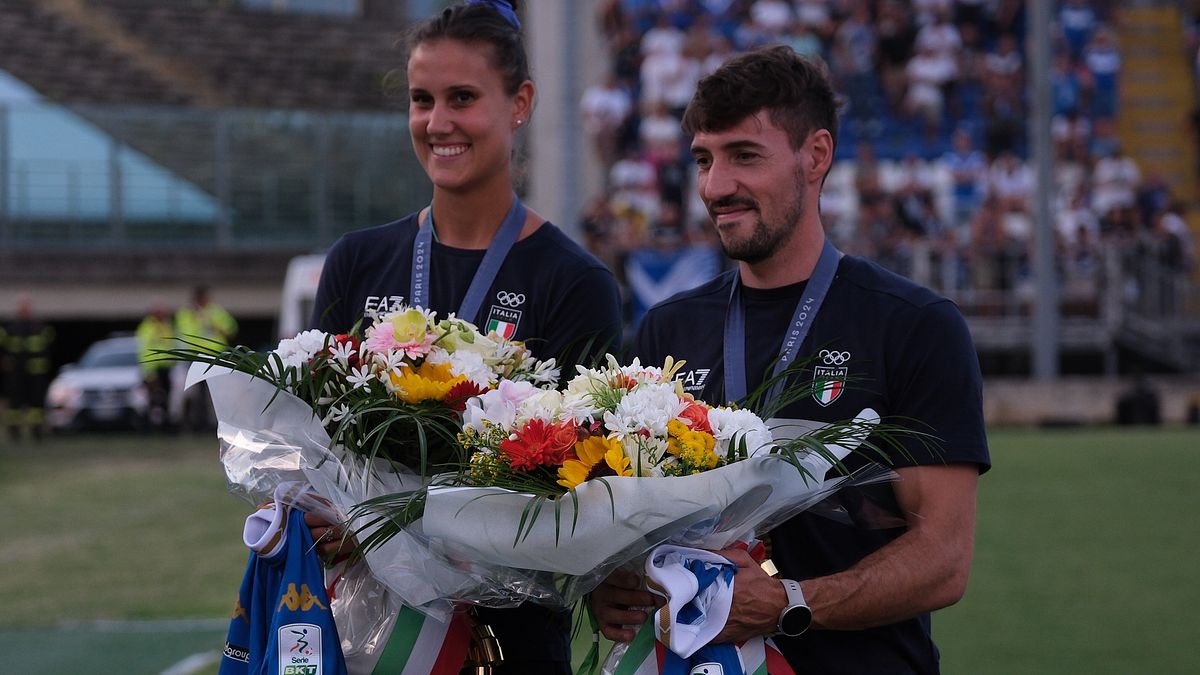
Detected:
[0,322,55,376]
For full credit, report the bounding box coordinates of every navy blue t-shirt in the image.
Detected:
[312,213,623,668]
[634,255,990,675]
[312,214,622,371]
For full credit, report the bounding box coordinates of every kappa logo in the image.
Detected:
[679,368,711,392]
[813,349,850,406]
[690,663,724,675]
[277,583,327,612]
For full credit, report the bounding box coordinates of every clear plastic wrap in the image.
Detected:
[196,364,894,666]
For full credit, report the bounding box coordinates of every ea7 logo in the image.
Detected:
[363,295,404,318]
[681,368,711,391]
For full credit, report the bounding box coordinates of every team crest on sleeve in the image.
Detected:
[485,290,525,339]
[813,349,850,406]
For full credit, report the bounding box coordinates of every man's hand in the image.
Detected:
[304,512,354,565]
[712,547,788,643]
[590,568,662,642]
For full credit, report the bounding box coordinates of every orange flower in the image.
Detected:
[678,402,713,434]
[501,419,578,472]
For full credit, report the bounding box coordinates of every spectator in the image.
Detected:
[1051,52,1083,117]
[1091,144,1141,216]
[1083,27,1121,122]
[1052,108,1091,164]
[875,0,918,109]
[904,41,955,138]
[943,127,987,231]
[915,9,963,117]
[581,73,633,170]
[986,150,1034,214]
[983,32,1023,120]
[1058,0,1099,61]
[831,2,880,135]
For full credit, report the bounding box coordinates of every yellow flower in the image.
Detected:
[389,361,465,403]
[385,308,430,344]
[557,435,632,489]
[667,419,718,472]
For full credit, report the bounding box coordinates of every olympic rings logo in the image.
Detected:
[496,291,526,307]
[820,349,851,366]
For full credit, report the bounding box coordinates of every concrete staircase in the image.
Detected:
[1115,6,1197,213]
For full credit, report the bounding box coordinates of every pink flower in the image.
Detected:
[364,310,433,359]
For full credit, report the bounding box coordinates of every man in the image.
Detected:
[175,285,237,431]
[135,300,176,431]
[1,295,54,442]
[592,46,990,673]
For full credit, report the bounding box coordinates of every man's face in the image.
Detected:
[690,112,807,264]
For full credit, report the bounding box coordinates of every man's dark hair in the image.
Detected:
[403,0,530,96]
[682,45,840,152]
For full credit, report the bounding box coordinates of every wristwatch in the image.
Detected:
[777,578,812,637]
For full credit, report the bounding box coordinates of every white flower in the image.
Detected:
[462,380,540,432]
[429,348,494,389]
[516,389,565,424]
[323,403,355,426]
[294,329,329,356]
[708,407,774,456]
[559,391,602,425]
[345,364,375,390]
[565,366,609,397]
[620,434,668,476]
[329,341,356,367]
[602,383,686,438]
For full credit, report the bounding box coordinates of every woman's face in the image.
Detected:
[407,39,533,195]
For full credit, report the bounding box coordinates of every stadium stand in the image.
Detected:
[584,0,1199,373]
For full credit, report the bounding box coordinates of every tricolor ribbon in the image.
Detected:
[372,606,472,675]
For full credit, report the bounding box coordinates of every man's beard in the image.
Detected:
[714,188,805,264]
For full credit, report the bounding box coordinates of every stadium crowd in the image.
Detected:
[579,0,1196,326]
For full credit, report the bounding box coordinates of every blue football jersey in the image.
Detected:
[221,507,348,675]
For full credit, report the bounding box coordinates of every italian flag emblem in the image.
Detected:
[812,366,847,407]
[486,306,521,339]
[487,318,517,339]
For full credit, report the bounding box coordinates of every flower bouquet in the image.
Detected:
[167,306,565,615]
[355,355,895,600]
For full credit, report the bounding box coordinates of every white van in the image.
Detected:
[278,254,326,339]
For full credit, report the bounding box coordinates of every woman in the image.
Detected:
[306,2,622,673]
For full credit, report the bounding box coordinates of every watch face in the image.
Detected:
[781,604,812,636]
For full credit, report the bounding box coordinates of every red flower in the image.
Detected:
[678,402,712,434]
[501,419,578,472]
[445,380,487,412]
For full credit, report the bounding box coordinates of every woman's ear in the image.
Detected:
[512,80,535,128]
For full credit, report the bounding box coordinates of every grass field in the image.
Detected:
[1,426,1198,674]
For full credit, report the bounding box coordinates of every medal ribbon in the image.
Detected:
[722,238,840,405]
[411,195,526,323]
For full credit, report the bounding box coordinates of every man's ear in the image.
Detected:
[805,129,834,184]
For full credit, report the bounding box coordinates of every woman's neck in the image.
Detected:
[429,179,516,249]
